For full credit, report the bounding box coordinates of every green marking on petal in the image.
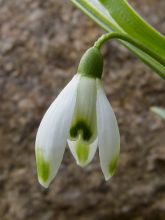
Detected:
[35,147,50,183]
[76,137,89,165]
[70,120,92,141]
[108,155,119,176]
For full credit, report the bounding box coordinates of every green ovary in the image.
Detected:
[108,155,118,176]
[76,138,89,165]
[36,147,50,183]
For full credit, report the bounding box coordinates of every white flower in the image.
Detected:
[35,47,120,188]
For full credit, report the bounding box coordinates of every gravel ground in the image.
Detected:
[0,0,165,220]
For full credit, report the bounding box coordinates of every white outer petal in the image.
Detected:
[35,75,80,187]
[67,138,98,167]
[96,80,120,180]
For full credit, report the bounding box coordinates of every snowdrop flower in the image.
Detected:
[35,47,120,188]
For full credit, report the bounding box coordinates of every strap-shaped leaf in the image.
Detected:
[150,107,165,120]
[71,0,120,32]
[71,0,165,78]
[100,0,165,58]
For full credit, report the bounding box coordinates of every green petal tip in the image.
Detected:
[35,147,50,187]
[108,155,119,177]
[76,139,90,166]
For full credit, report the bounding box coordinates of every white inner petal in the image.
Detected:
[69,76,97,144]
[68,136,98,167]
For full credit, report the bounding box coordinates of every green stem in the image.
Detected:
[94,33,165,67]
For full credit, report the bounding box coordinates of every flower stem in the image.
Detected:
[94,32,165,67]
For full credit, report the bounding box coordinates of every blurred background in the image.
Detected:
[0,0,165,219]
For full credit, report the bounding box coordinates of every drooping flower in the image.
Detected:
[35,47,120,188]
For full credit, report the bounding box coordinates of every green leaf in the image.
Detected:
[71,0,120,31]
[150,107,165,120]
[71,0,165,78]
[100,0,165,58]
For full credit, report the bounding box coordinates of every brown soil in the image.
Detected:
[0,0,165,220]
